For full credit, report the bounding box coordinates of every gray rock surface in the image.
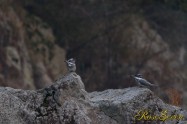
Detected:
[0,72,186,124]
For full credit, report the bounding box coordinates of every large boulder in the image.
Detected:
[0,72,186,124]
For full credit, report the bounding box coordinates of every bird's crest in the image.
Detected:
[136,74,143,78]
[65,58,75,64]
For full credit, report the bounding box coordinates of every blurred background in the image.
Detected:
[0,0,187,109]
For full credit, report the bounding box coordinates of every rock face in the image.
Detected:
[0,2,67,90]
[0,73,186,124]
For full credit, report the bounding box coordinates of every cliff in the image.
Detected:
[0,73,186,124]
[0,1,66,90]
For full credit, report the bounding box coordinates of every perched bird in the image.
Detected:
[132,74,158,88]
[65,58,76,72]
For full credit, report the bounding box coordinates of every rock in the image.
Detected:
[89,88,187,124]
[0,2,66,89]
[5,46,21,71]
[47,45,67,79]
[33,62,53,89]
[0,73,186,124]
[0,6,36,89]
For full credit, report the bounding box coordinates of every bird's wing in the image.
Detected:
[68,63,75,67]
[139,79,153,86]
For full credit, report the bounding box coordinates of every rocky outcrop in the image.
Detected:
[0,73,186,124]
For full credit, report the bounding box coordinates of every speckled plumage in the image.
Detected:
[65,58,76,72]
[133,74,158,87]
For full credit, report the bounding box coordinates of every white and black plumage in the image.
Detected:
[65,58,76,72]
[132,74,158,87]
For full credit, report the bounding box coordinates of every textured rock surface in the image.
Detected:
[0,73,186,124]
[0,3,67,89]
